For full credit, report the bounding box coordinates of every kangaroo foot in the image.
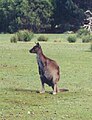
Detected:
[40,90,45,94]
[53,91,57,95]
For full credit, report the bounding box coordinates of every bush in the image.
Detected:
[82,35,92,43]
[37,35,48,41]
[67,35,76,43]
[10,30,34,43]
[16,30,34,42]
[77,28,90,38]
[10,35,17,43]
[90,42,92,52]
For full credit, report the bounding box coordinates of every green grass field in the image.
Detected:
[0,34,92,120]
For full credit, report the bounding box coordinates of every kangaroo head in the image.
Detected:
[29,43,42,54]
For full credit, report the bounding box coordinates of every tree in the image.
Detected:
[51,0,85,33]
[73,0,92,11]
[28,0,53,32]
[0,0,53,33]
[0,0,90,33]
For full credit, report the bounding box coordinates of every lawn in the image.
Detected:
[0,34,92,120]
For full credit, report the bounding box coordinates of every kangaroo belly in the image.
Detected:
[44,70,52,80]
[40,75,54,87]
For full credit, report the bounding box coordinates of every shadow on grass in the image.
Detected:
[8,88,52,94]
[7,88,69,95]
[85,50,92,52]
[15,88,40,93]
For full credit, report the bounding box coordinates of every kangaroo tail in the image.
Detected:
[59,88,69,92]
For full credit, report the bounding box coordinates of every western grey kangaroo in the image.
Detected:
[29,43,68,94]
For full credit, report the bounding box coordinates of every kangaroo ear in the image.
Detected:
[35,42,41,47]
[37,42,40,46]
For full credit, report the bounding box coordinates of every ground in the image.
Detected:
[0,34,92,120]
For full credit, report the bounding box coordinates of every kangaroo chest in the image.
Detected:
[37,55,44,71]
[37,55,52,80]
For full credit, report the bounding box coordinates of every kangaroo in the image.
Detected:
[29,43,68,94]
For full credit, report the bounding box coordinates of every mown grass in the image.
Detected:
[0,34,92,120]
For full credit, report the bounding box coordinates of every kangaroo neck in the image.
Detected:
[36,50,46,64]
[37,52,45,61]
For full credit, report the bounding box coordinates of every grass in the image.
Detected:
[0,34,92,120]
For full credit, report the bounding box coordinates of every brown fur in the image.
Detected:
[29,43,68,94]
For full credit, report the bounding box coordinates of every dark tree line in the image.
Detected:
[72,0,92,11]
[51,0,84,32]
[0,0,91,33]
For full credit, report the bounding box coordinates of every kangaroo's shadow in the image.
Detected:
[9,88,39,93]
[8,88,52,94]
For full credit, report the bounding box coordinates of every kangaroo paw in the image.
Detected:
[53,91,57,95]
[40,90,45,94]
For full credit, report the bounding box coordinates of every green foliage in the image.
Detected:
[0,0,91,33]
[52,0,84,32]
[10,35,17,43]
[73,0,92,11]
[38,35,48,41]
[16,30,34,42]
[0,0,87,33]
[82,35,92,43]
[90,42,92,52]
[77,28,90,38]
[67,35,76,43]
[10,30,34,42]
[0,0,53,33]
[29,0,53,33]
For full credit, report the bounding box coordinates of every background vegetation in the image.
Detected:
[0,0,92,33]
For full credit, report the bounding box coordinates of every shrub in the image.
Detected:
[10,30,34,43]
[16,30,34,42]
[10,35,17,43]
[37,35,48,41]
[82,35,92,43]
[90,42,92,52]
[67,35,76,43]
[77,28,90,38]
